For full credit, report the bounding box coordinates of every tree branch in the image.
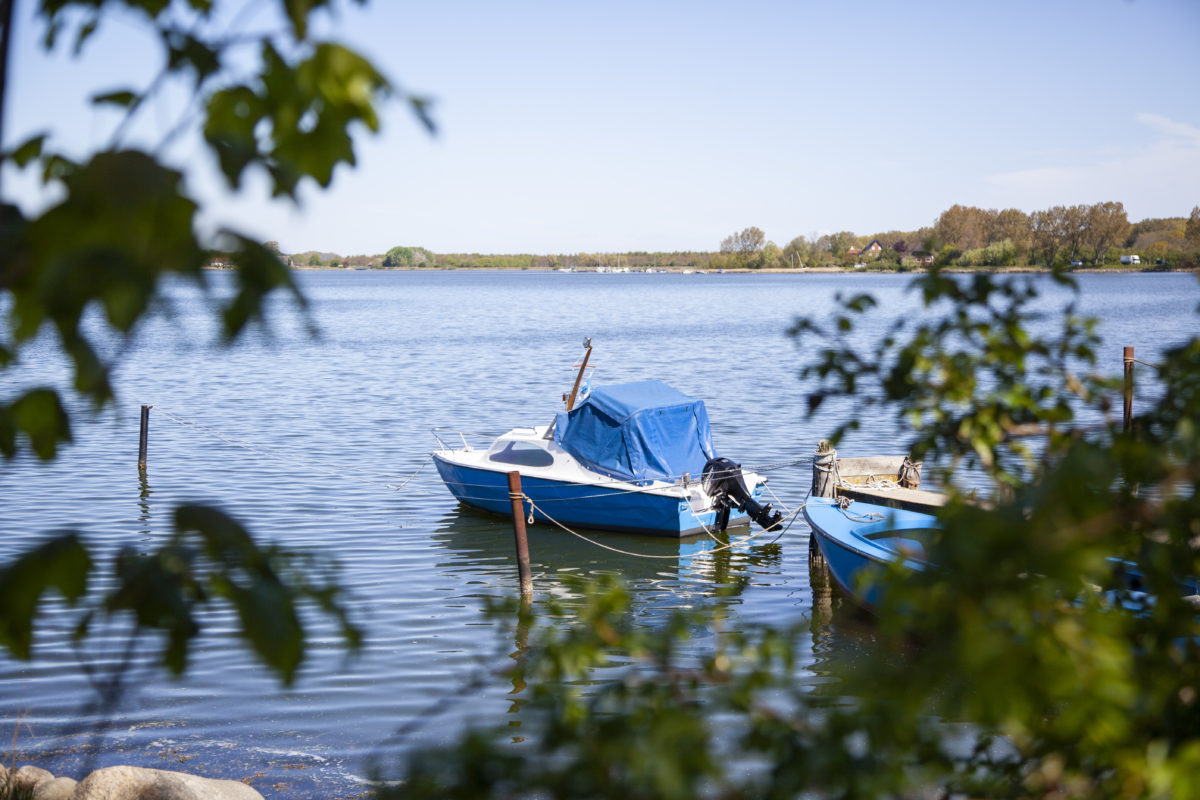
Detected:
[0,0,15,198]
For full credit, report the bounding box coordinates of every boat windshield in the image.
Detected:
[488,441,555,468]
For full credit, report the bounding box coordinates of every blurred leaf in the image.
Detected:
[7,133,49,166]
[174,504,359,685]
[203,85,264,190]
[6,150,203,410]
[409,96,436,134]
[0,534,91,659]
[163,29,220,87]
[204,40,389,198]
[217,231,309,341]
[91,89,139,108]
[0,388,72,460]
[281,0,333,40]
[107,541,202,676]
[71,14,98,55]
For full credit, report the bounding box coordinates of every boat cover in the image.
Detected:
[554,380,716,483]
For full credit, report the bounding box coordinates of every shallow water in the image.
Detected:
[2,269,1196,796]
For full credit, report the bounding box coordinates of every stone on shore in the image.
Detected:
[73,766,265,800]
[5,765,55,794]
[34,776,78,800]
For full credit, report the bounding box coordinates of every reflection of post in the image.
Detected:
[508,597,532,720]
[808,534,835,629]
[507,471,533,597]
[137,466,154,540]
[138,405,151,470]
[1123,346,1134,433]
[709,528,732,587]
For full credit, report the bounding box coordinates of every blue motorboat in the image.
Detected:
[433,372,782,538]
[804,496,937,610]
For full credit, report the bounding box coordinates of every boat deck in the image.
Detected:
[836,485,947,514]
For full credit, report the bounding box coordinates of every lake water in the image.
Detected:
[2,270,1196,796]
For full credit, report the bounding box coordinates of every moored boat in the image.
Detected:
[804,496,936,611]
[433,345,783,538]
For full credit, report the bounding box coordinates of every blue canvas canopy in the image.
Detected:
[554,380,717,484]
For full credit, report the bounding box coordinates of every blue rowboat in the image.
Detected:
[806,496,1200,614]
[804,496,937,610]
[433,379,780,538]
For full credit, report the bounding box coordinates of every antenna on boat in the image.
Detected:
[564,338,593,411]
[544,338,593,440]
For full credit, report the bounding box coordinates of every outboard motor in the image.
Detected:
[702,457,784,533]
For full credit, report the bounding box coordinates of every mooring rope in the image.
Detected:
[153,407,435,493]
[522,495,804,560]
[835,494,887,523]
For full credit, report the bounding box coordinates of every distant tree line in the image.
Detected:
[225,204,1200,271]
[736,203,1200,270]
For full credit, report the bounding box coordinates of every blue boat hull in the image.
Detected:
[805,498,936,611]
[433,455,752,538]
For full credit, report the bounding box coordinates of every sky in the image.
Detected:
[4,0,1199,255]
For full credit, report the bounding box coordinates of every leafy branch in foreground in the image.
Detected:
[0,505,362,687]
[0,0,426,747]
[381,269,1200,799]
[791,267,1115,492]
[1,0,429,460]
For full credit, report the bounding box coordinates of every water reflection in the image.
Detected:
[136,468,153,542]
[427,504,781,599]
[805,532,881,689]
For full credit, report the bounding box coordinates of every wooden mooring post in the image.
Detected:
[506,471,534,598]
[1123,346,1135,433]
[138,405,151,470]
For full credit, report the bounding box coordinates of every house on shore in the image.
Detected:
[847,239,885,260]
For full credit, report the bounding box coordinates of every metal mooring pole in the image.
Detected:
[1123,346,1134,433]
[507,471,533,598]
[138,405,151,470]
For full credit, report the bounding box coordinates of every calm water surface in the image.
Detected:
[2,270,1196,796]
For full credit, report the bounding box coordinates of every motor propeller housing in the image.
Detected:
[701,457,783,532]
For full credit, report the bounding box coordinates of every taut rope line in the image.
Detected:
[522,495,804,560]
[153,407,434,493]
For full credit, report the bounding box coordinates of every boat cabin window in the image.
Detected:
[488,441,554,467]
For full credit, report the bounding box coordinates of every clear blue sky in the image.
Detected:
[4,0,1199,255]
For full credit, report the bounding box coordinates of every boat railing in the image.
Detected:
[432,427,498,451]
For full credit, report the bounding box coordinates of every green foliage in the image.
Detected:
[795,266,1108,488]
[956,238,1018,267]
[382,245,432,268]
[388,268,1200,799]
[0,0,415,705]
[0,388,71,460]
[1,0,421,460]
[0,506,360,685]
[390,577,776,800]
[0,535,91,660]
[204,40,394,198]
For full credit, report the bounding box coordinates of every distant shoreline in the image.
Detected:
[256,265,1197,275]
[203,264,1197,275]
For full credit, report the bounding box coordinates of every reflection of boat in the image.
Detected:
[433,342,782,538]
[803,497,935,611]
[427,504,735,587]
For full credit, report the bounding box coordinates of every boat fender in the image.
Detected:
[897,456,922,489]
